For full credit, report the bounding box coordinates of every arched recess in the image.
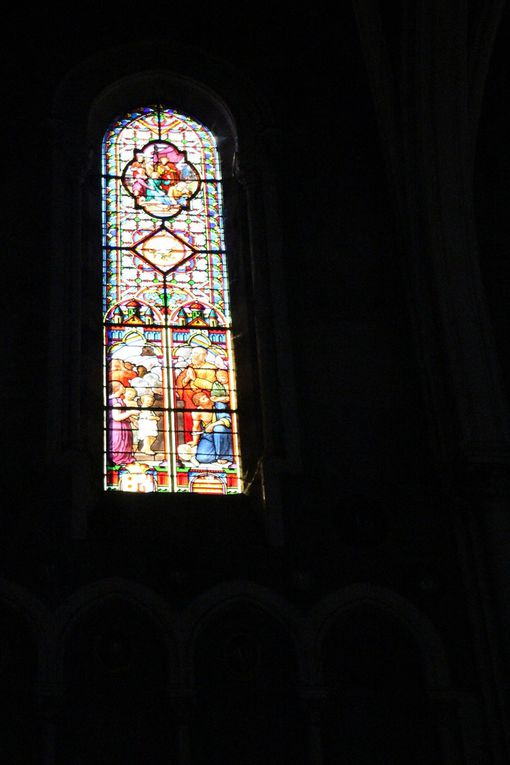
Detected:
[0,580,54,764]
[48,42,299,541]
[311,585,455,765]
[0,578,55,684]
[311,584,451,689]
[185,583,307,765]
[181,580,306,683]
[55,577,179,682]
[56,578,179,765]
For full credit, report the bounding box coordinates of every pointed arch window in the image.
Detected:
[103,106,242,494]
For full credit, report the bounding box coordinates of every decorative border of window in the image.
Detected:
[103,106,243,494]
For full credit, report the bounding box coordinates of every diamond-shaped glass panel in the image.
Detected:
[134,229,194,272]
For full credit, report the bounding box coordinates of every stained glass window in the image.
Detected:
[102,106,242,494]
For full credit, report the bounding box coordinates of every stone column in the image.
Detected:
[237,150,287,545]
[454,457,510,762]
[35,683,64,765]
[168,687,194,765]
[299,687,327,765]
[352,2,510,760]
[429,691,463,765]
[48,117,95,538]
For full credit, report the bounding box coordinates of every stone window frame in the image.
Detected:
[47,44,301,543]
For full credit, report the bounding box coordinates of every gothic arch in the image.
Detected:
[55,576,179,683]
[310,583,451,691]
[182,580,307,685]
[0,578,55,685]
